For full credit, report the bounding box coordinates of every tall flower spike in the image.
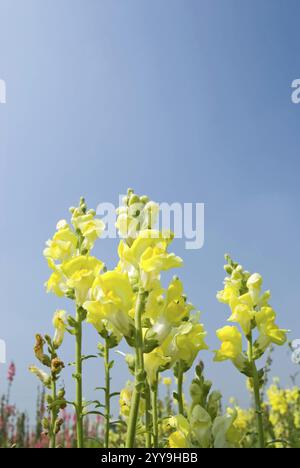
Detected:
[216,254,289,449]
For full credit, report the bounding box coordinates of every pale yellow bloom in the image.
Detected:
[43,224,78,263]
[214,326,243,362]
[84,270,134,336]
[52,310,68,348]
[62,256,104,305]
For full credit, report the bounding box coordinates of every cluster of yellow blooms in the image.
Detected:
[266,380,300,446]
[215,256,287,368]
[28,190,294,449]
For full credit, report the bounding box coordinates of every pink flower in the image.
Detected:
[7,362,16,383]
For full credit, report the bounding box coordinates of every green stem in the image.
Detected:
[248,333,265,449]
[151,380,159,448]
[75,308,84,448]
[145,381,152,448]
[49,378,57,449]
[126,289,147,448]
[104,338,110,449]
[177,361,184,416]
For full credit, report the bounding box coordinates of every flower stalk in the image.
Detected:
[75,307,84,448]
[247,332,265,449]
[49,378,57,448]
[151,379,159,448]
[104,337,110,448]
[145,382,152,448]
[177,361,184,416]
[126,289,147,448]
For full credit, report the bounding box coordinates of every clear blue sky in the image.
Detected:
[0,0,300,420]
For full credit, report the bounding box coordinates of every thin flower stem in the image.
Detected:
[151,380,159,448]
[75,308,84,449]
[145,381,152,448]
[104,337,110,449]
[49,378,57,449]
[126,289,147,448]
[248,333,265,449]
[177,361,184,416]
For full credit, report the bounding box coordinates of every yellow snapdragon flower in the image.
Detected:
[227,406,253,432]
[144,348,171,387]
[166,414,190,448]
[228,302,254,336]
[84,270,134,337]
[119,381,145,418]
[45,255,104,305]
[45,270,67,297]
[52,310,68,348]
[62,256,104,305]
[212,409,243,448]
[118,230,183,291]
[119,386,132,418]
[72,211,105,250]
[255,307,287,351]
[216,265,244,304]
[144,277,194,347]
[158,320,208,371]
[169,430,189,448]
[29,366,51,388]
[44,222,78,262]
[214,326,243,362]
[246,273,263,305]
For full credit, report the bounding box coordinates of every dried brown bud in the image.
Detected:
[51,358,65,375]
[34,335,51,367]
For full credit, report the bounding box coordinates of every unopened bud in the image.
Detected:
[42,418,50,430]
[140,195,149,204]
[224,264,233,275]
[54,418,64,434]
[129,194,140,206]
[57,388,66,399]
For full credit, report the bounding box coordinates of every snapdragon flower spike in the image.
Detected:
[44,198,106,305]
[116,188,160,245]
[43,198,106,449]
[216,254,287,352]
[216,254,289,449]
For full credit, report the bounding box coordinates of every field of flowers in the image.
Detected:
[1,189,299,449]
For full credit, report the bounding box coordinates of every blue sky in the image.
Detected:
[0,0,300,420]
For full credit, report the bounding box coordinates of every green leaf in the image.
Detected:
[82,411,105,418]
[81,354,98,362]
